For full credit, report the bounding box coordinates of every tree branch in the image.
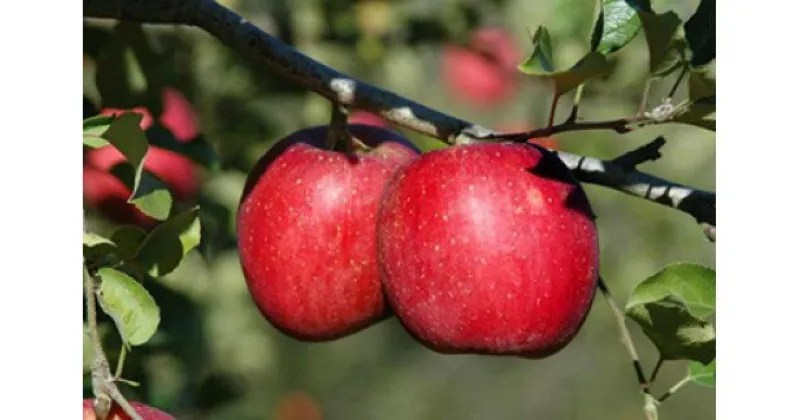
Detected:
[84,267,143,420]
[82,0,715,240]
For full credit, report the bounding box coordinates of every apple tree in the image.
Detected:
[83,0,715,419]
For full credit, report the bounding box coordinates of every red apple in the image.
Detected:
[499,123,560,150]
[441,28,521,107]
[349,111,389,128]
[82,399,174,420]
[160,87,200,142]
[83,166,157,227]
[99,87,199,143]
[377,143,599,357]
[84,88,201,225]
[237,124,420,341]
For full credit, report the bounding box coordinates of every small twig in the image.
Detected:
[546,92,559,132]
[85,267,143,420]
[598,277,657,420]
[611,137,667,169]
[485,116,644,143]
[567,84,586,123]
[649,357,665,383]
[668,65,689,99]
[657,375,692,403]
[638,79,653,117]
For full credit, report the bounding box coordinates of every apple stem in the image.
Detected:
[326,103,356,154]
[84,266,144,420]
[597,277,658,420]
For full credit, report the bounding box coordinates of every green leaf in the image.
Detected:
[626,263,716,363]
[110,225,148,260]
[684,0,715,67]
[688,359,716,387]
[108,154,173,221]
[137,207,202,277]
[626,262,716,317]
[590,0,643,54]
[83,232,117,258]
[83,115,114,148]
[129,172,173,221]
[637,10,688,77]
[100,112,150,198]
[96,267,160,347]
[519,26,613,98]
[626,295,716,363]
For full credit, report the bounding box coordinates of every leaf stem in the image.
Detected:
[658,375,692,402]
[638,79,653,117]
[668,65,689,99]
[567,84,586,123]
[84,266,143,420]
[114,346,128,380]
[598,277,657,420]
[546,91,559,132]
[649,357,665,383]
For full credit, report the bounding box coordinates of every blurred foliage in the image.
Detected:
[83,0,715,418]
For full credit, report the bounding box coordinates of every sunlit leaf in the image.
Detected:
[96,267,160,347]
[689,359,716,387]
[519,26,612,98]
[590,0,643,54]
[137,207,202,277]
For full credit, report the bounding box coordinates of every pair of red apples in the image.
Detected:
[237,122,599,358]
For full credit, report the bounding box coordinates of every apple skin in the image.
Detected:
[441,28,521,107]
[82,399,174,420]
[237,124,420,341]
[377,142,599,358]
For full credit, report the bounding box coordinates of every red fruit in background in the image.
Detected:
[83,167,157,227]
[82,399,175,420]
[100,107,154,130]
[349,111,389,128]
[441,28,522,107]
[377,143,599,357]
[160,87,200,141]
[85,146,199,201]
[237,125,420,341]
[499,123,559,150]
[84,88,201,225]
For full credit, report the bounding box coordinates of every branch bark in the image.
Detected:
[83,0,716,239]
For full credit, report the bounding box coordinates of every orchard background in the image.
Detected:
[82,0,715,419]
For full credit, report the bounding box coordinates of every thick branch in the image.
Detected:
[83,0,715,238]
[558,150,715,241]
